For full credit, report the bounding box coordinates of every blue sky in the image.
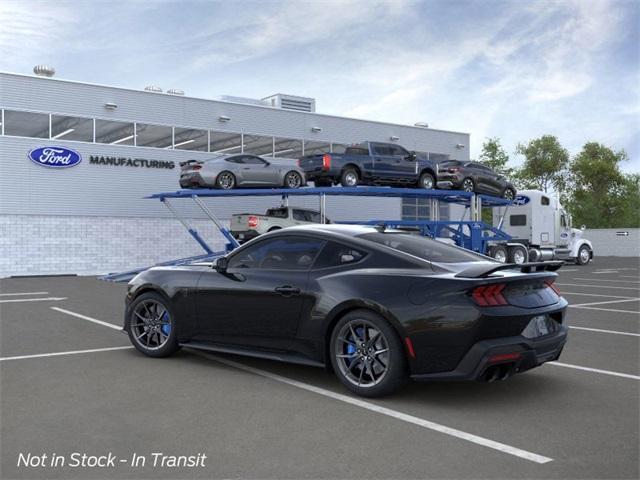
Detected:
[1,0,638,171]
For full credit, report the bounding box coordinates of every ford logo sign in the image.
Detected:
[28,146,82,168]
[513,195,530,206]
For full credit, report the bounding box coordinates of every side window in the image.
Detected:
[226,156,244,164]
[307,211,321,223]
[391,146,410,157]
[510,215,527,226]
[541,196,550,206]
[243,156,267,165]
[292,209,307,221]
[561,215,567,227]
[228,236,325,270]
[313,242,367,269]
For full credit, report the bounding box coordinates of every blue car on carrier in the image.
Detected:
[298,141,439,189]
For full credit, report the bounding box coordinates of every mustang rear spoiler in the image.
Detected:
[455,261,564,278]
[179,160,201,168]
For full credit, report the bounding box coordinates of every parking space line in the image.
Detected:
[50,307,122,331]
[559,269,578,272]
[571,278,640,284]
[593,271,620,274]
[571,298,640,307]
[569,326,640,337]
[569,305,640,314]
[194,351,553,464]
[0,291,49,296]
[0,346,133,362]
[0,297,67,303]
[561,291,637,299]
[557,283,640,291]
[549,362,640,380]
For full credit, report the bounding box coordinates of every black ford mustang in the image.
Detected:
[124,225,568,397]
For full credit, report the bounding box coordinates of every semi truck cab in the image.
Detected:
[490,190,593,265]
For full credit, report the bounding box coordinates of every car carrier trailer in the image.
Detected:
[101,186,590,282]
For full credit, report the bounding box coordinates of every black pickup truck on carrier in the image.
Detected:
[298,141,440,189]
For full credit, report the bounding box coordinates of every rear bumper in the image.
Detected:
[411,325,568,382]
[179,172,207,188]
[436,174,464,189]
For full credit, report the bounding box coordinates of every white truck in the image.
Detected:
[230,206,330,243]
[488,189,594,265]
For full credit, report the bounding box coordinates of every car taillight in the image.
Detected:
[297,159,301,167]
[448,167,460,173]
[545,279,561,295]
[248,216,259,228]
[322,154,332,171]
[192,165,202,170]
[472,284,508,306]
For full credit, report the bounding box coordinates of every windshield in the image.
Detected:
[358,232,488,263]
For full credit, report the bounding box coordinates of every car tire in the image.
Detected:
[216,171,236,189]
[127,292,180,358]
[576,245,591,265]
[330,309,408,398]
[340,168,359,187]
[284,171,303,189]
[508,245,528,264]
[418,172,435,190]
[503,188,516,201]
[491,245,508,263]
[462,177,475,192]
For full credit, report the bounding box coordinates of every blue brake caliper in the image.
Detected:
[161,312,171,336]
[345,327,363,366]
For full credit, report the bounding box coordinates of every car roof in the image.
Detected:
[281,224,398,236]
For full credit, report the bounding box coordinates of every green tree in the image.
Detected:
[565,142,638,228]
[479,137,512,176]
[515,135,569,193]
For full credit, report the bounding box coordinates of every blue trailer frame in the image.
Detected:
[101,186,512,282]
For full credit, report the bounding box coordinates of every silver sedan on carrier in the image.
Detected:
[179,154,306,189]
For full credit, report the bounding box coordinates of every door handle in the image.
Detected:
[274,285,301,296]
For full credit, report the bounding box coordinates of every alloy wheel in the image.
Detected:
[285,172,302,189]
[462,179,474,192]
[504,189,515,201]
[344,172,358,187]
[580,247,590,264]
[334,319,390,388]
[421,175,434,189]
[218,172,235,189]
[130,299,172,351]
[513,248,526,264]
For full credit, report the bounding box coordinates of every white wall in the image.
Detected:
[584,228,640,257]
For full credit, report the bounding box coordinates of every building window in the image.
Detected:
[244,134,274,156]
[303,140,331,156]
[95,119,135,145]
[3,110,49,138]
[210,131,243,154]
[273,137,303,159]
[173,127,208,151]
[51,114,93,142]
[135,123,173,148]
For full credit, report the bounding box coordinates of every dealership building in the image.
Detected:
[0,69,470,277]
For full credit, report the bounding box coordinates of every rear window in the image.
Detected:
[345,147,369,156]
[266,208,288,218]
[358,232,486,263]
[439,160,463,168]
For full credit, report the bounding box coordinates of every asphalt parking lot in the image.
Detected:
[1,257,638,479]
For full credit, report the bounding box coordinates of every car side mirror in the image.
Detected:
[407,151,417,161]
[214,256,228,273]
